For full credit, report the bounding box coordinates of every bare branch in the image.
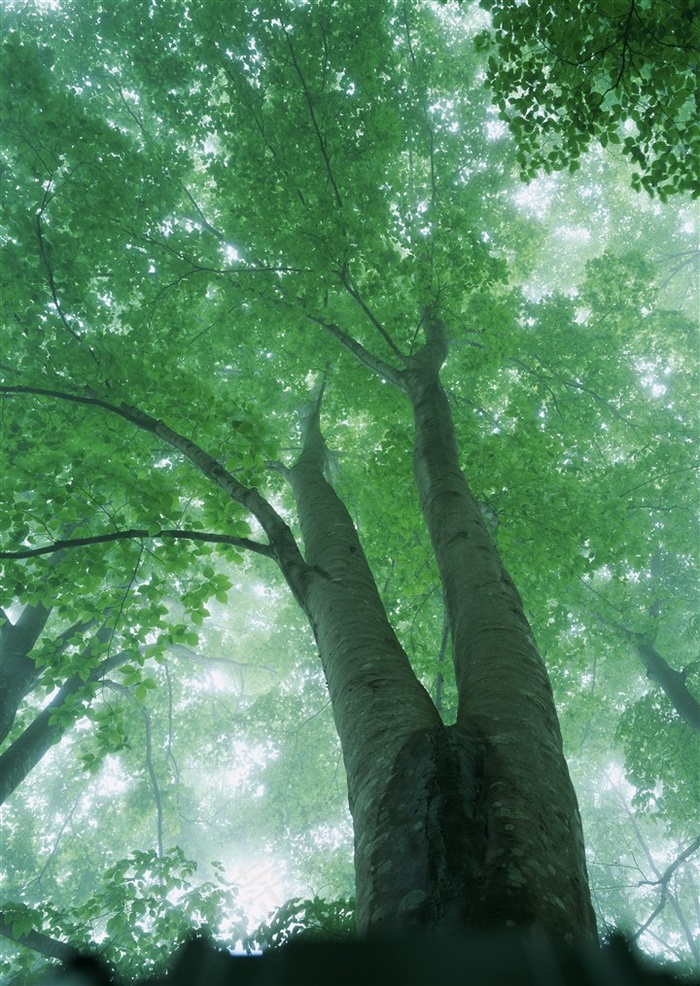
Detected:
[0,528,273,561]
[631,835,700,943]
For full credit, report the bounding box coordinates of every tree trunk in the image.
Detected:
[400,315,597,940]
[287,401,445,935]
[0,648,127,804]
[0,601,52,743]
[286,362,597,942]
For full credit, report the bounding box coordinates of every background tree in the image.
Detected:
[1,0,697,981]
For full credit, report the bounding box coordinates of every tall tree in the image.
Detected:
[1,0,697,973]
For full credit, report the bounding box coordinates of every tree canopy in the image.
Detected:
[475,0,700,198]
[0,0,698,981]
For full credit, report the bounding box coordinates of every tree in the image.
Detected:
[1,0,697,978]
[475,0,700,197]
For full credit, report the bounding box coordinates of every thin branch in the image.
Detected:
[304,315,404,388]
[402,0,437,209]
[283,26,343,209]
[618,465,698,498]
[118,86,146,134]
[103,680,165,858]
[163,658,180,785]
[34,192,102,375]
[0,528,273,560]
[638,835,700,891]
[35,214,80,343]
[631,834,700,945]
[339,269,407,360]
[142,704,165,859]
[182,186,226,240]
[512,356,641,436]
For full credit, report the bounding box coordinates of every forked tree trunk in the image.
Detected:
[286,317,597,942]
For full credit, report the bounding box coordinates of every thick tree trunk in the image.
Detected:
[287,370,597,942]
[400,316,597,940]
[288,403,445,934]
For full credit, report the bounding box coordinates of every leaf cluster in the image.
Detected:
[476,0,700,197]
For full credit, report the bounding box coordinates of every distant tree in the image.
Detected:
[475,0,700,197]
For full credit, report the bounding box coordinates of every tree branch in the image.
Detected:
[0,385,310,604]
[283,27,343,209]
[0,910,79,963]
[339,269,407,361]
[304,316,404,388]
[0,648,129,804]
[142,704,165,859]
[631,834,700,944]
[0,528,273,560]
[638,835,700,892]
[593,606,700,733]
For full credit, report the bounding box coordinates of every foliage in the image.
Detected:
[0,0,697,979]
[248,895,356,950]
[475,0,700,197]
[1,848,242,983]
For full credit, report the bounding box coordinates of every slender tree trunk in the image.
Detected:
[0,648,127,804]
[286,361,597,941]
[0,602,52,743]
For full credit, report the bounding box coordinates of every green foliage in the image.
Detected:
[476,0,700,197]
[0,0,697,977]
[617,691,700,829]
[249,895,356,950]
[1,848,243,982]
